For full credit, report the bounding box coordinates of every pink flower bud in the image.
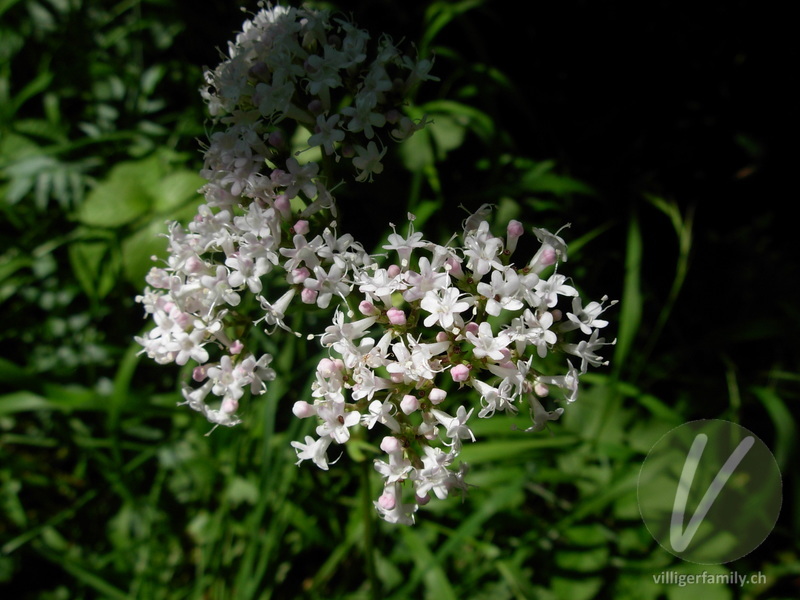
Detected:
[378,493,396,510]
[429,388,447,405]
[301,288,318,304]
[380,436,402,454]
[292,400,317,418]
[386,308,406,325]
[273,194,291,219]
[450,363,470,382]
[317,358,340,377]
[288,267,310,284]
[507,220,524,239]
[436,331,449,343]
[400,394,419,415]
[359,300,379,316]
[185,255,205,274]
[551,309,562,321]
[229,340,244,355]
[390,372,404,383]
[415,492,431,506]
[507,220,524,254]
[534,383,549,397]
[387,264,401,278]
[293,219,310,235]
[464,321,480,335]
[537,246,557,268]
[307,99,323,115]
[192,365,208,382]
[446,257,464,278]
[221,397,239,414]
[268,130,285,149]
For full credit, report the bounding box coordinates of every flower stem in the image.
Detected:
[360,458,380,600]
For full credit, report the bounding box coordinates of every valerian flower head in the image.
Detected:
[135,3,615,526]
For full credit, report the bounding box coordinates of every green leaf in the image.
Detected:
[77,158,160,227]
[399,527,457,600]
[152,170,205,213]
[68,235,120,301]
[519,160,595,197]
[457,435,579,464]
[554,545,610,572]
[0,391,52,415]
[751,386,795,470]
[552,576,604,600]
[120,201,200,288]
[399,127,435,171]
[612,211,643,372]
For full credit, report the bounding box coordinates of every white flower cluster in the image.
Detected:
[289,212,616,524]
[199,2,434,198]
[135,3,433,427]
[135,3,616,525]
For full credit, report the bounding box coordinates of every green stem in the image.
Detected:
[360,459,380,600]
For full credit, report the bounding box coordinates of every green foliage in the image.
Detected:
[1,0,798,599]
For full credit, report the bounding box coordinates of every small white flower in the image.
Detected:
[353,141,387,182]
[291,435,333,470]
[420,287,471,330]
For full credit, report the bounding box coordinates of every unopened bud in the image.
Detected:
[380,436,402,454]
[292,400,317,418]
[387,308,406,325]
[400,394,419,414]
[450,363,470,383]
[429,388,447,405]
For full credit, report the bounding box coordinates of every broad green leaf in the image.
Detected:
[77,158,160,227]
[400,126,435,171]
[427,113,466,160]
[152,170,205,213]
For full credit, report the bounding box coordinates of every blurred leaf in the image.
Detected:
[400,125,436,171]
[68,234,120,301]
[152,170,204,213]
[422,99,494,143]
[751,386,795,470]
[421,0,484,57]
[613,211,643,373]
[520,160,595,197]
[551,576,603,600]
[457,435,579,464]
[121,191,202,287]
[399,527,457,600]
[225,476,259,507]
[554,545,610,572]
[76,157,160,227]
[3,69,53,124]
[0,391,52,414]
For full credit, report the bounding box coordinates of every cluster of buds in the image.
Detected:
[134,3,615,525]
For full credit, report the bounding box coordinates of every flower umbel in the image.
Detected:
[135,3,614,526]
